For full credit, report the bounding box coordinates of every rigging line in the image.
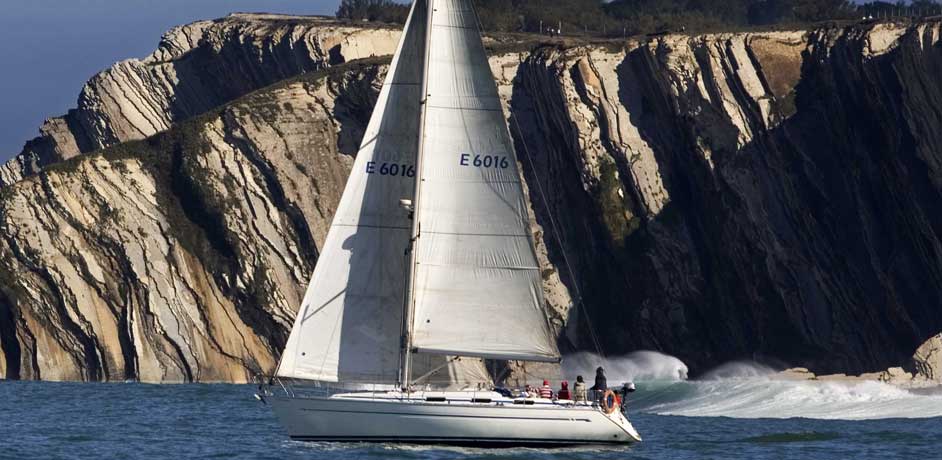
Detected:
[509,114,606,359]
[465,0,558,360]
[469,0,485,35]
[467,0,604,359]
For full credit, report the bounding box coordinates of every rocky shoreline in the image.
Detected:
[777,334,942,389]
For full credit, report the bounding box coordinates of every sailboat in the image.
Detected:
[265,0,641,446]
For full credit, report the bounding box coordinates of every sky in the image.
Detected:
[0,0,345,160]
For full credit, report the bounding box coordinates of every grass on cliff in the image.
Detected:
[596,156,641,248]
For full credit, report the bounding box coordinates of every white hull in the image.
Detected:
[269,391,641,446]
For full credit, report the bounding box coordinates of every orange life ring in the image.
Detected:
[600,389,618,415]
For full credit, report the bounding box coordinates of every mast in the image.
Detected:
[399,0,434,390]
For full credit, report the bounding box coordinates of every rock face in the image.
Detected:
[2,15,942,381]
[914,333,942,382]
[509,21,942,375]
[0,64,380,382]
[774,333,942,387]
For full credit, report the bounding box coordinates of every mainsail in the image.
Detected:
[276,0,427,383]
[408,0,559,362]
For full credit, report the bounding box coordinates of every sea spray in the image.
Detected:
[560,352,942,420]
[638,372,942,420]
[562,351,689,384]
[699,361,777,380]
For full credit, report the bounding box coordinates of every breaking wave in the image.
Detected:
[628,361,942,420]
[562,351,689,383]
[566,352,942,420]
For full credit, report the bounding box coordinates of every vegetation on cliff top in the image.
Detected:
[337,0,942,36]
[335,0,410,23]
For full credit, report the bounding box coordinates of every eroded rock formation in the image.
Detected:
[2,15,941,381]
[0,64,380,381]
[914,333,942,382]
[775,333,942,387]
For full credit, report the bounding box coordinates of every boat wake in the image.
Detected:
[639,363,942,420]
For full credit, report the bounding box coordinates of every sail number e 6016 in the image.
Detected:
[459,153,510,169]
[366,161,415,177]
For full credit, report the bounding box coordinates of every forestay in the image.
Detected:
[410,0,559,362]
[276,0,427,383]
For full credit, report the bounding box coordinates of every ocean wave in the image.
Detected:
[562,351,689,383]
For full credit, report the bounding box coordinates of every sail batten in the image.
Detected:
[414,348,561,363]
[409,0,560,363]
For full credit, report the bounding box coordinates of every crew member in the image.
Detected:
[557,381,571,400]
[590,366,607,401]
[573,375,587,403]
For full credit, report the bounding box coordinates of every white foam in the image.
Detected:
[643,376,942,420]
[699,360,776,380]
[562,353,942,420]
[562,351,689,384]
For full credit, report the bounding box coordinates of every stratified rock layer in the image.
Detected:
[509,21,942,375]
[1,16,941,381]
[0,65,380,382]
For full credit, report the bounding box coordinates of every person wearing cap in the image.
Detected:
[538,379,554,399]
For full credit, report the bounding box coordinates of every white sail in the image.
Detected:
[410,356,492,387]
[276,0,427,382]
[409,0,559,362]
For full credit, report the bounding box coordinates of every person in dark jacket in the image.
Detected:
[589,366,607,401]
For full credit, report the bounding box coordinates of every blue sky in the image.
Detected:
[0,1,344,159]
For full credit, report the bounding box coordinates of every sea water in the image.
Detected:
[4,355,942,459]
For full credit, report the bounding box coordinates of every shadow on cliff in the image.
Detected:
[167,31,330,125]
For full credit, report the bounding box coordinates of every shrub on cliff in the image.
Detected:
[335,0,409,23]
[333,0,936,34]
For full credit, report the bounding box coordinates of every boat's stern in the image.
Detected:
[606,410,642,442]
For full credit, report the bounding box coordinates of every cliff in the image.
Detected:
[2,14,942,381]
